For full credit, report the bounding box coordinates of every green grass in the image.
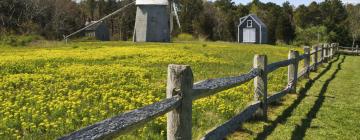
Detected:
[0,40,310,139]
[0,35,42,47]
[229,55,360,139]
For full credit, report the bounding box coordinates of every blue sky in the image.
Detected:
[232,0,359,6]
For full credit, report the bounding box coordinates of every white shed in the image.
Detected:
[237,14,268,44]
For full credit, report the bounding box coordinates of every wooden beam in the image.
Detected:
[200,101,261,140]
[192,68,260,100]
[266,58,296,73]
[267,86,292,104]
[166,64,193,140]
[303,46,311,79]
[253,55,268,119]
[59,96,181,140]
[312,46,319,71]
[288,50,299,93]
[320,44,324,63]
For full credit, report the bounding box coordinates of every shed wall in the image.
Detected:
[238,16,268,44]
[95,23,110,41]
[238,17,261,43]
[84,23,110,41]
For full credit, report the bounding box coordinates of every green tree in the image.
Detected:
[213,0,237,41]
[295,26,332,46]
[0,0,30,33]
[294,5,308,28]
[250,0,261,14]
[86,0,96,20]
[104,0,118,37]
[275,2,295,44]
[250,1,281,44]
[294,2,323,28]
[178,0,203,34]
[193,2,216,40]
[118,0,136,41]
[346,4,360,48]
[319,0,349,44]
[51,0,83,39]
[97,0,106,18]
[307,2,323,26]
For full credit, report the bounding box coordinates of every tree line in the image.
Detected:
[0,0,359,46]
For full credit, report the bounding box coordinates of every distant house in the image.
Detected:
[237,14,268,44]
[84,21,110,41]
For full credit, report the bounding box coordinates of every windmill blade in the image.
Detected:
[172,2,181,30]
[169,0,174,33]
[64,1,135,41]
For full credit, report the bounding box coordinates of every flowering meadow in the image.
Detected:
[0,41,299,139]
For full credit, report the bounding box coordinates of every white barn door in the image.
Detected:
[243,28,256,43]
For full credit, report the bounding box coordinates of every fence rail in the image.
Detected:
[192,68,260,101]
[59,96,181,140]
[338,45,359,55]
[59,43,339,140]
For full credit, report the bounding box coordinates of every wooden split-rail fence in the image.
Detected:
[338,45,360,55]
[59,43,340,140]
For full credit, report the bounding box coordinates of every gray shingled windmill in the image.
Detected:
[133,0,181,42]
[64,0,181,43]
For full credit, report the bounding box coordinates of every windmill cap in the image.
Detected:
[136,0,168,5]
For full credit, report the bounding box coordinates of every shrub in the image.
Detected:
[172,33,196,41]
[72,36,98,42]
[0,35,41,47]
[293,26,332,46]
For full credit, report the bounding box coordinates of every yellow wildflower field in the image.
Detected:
[0,41,299,139]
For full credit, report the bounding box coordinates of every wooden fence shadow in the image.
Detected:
[254,55,342,140]
[290,55,346,140]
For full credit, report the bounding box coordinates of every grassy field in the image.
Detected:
[0,40,304,139]
[229,55,360,139]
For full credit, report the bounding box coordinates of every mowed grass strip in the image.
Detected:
[0,41,301,139]
[229,55,360,140]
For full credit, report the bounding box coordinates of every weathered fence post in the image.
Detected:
[304,46,310,79]
[333,43,337,57]
[333,43,336,55]
[329,44,333,59]
[288,50,299,93]
[335,43,338,56]
[320,44,324,63]
[253,55,268,120]
[324,44,329,62]
[166,65,193,140]
[312,46,318,71]
[357,45,359,56]
[328,44,332,61]
[329,44,333,58]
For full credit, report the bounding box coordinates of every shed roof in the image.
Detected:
[136,0,168,5]
[85,21,103,31]
[239,14,267,28]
